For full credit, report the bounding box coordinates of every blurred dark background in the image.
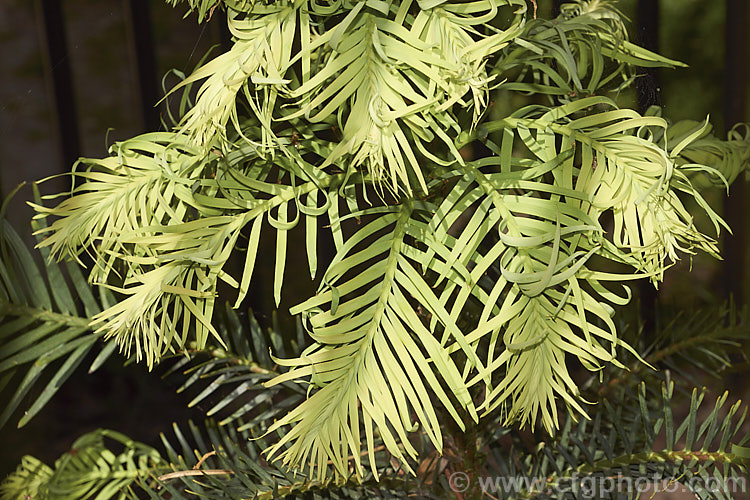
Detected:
[0,0,749,487]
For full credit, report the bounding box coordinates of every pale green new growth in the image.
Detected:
[11,0,750,487]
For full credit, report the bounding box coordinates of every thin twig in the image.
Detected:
[194,450,216,470]
[207,2,219,21]
[158,469,234,481]
[157,450,235,481]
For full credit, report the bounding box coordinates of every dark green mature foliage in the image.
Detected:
[2,0,750,498]
[0,187,117,431]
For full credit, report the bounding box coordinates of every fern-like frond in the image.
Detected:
[162,305,306,430]
[666,118,750,188]
[32,133,210,270]
[1,419,416,499]
[32,131,350,367]
[32,133,234,366]
[459,96,726,280]
[169,5,298,152]
[479,383,749,499]
[0,456,52,500]
[264,200,485,480]
[428,160,630,433]
[0,430,163,500]
[285,0,527,195]
[595,303,749,396]
[0,189,115,429]
[422,97,737,432]
[493,0,685,103]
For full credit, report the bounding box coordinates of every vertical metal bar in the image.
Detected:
[722,0,749,304]
[126,0,160,131]
[636,0,660,331]
[215,9,232,52]
[36,0,81,172]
